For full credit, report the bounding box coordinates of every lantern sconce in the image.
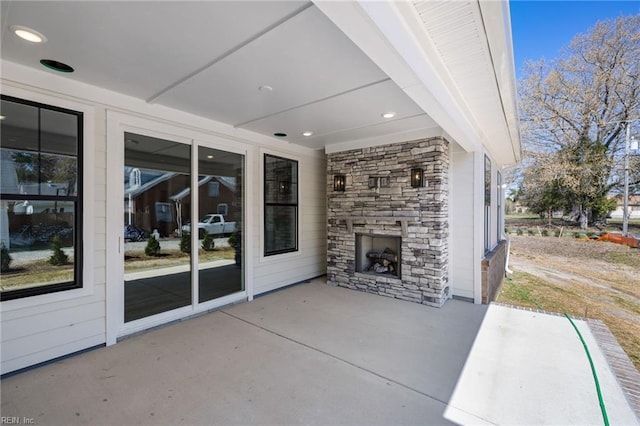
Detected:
[410,168,424,188]
[334,174,346,192]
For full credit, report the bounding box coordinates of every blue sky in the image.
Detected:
[509,0,640,78]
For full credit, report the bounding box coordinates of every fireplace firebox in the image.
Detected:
[355,234,401,278]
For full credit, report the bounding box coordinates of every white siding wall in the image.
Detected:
[449,148,475,300]
[252,149,327,296]
[1,87,106,375]
[0,61,326,374]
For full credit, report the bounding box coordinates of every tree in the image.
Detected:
[48,235,69,266]
[519,152,569,224]
[145,235,161,257]
[518,14,640,228]
[201,232,215,251]
[1,242,12,272]
[11,152,77,189]
[179,232,191,254]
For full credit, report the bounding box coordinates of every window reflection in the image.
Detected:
[123,133,191,322]
[198,146,243,303]
[264,154,298,255]
[122,134,245,320]
[0,96,81,300]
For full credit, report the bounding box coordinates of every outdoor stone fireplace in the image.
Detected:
[327,137,449,307]
[356,234,401,277]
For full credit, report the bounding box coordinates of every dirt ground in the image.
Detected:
[502,235,640,371]
[509,235,639,289]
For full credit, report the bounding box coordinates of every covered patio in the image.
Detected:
[1,279,637,425]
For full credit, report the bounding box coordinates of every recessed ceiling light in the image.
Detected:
[40,59,74,73]
[382,112,396,119]
[273,132,287,138]
[207,155,214,159]
[11,25,47,43]
[302,131,313,137]
[259,85,273,92]
[0,115,5,121]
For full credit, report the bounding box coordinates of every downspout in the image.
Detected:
[503,231,513,275]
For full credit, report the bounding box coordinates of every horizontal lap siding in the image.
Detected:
[1,71,328,374]
[1,103,107,375]
[2,318,105,368]
[252,153,327,295]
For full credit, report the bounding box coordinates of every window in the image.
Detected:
[484,155,491,254]
[264,154,298,256]
[497,171,502,242]
[217,203,228,216]
[1,95,83,300]
[208,182,219,197]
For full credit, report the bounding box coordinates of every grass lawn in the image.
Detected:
[1,247,235,292]
[505,213,640,235]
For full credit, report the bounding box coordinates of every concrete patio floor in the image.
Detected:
[1,278,638,425]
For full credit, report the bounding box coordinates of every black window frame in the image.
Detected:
[484,154,491,254]
[0,95,83,301]
[497,171,502,242]
[263,154,298,256]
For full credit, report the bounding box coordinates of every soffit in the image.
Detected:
[412,0,519,164]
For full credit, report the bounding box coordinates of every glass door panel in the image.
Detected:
[123,133,191,322]
[197,146,243,303]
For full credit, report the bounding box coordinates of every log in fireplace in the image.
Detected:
[355,234,401,278]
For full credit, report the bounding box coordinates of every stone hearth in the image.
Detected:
[327,138,449,307]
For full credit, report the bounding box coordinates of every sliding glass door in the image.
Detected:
[123,134,192,322]
[122,133,243,323]
[197,146,243,303]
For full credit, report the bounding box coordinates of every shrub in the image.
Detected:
[1,242,12,272]
[49,235,69,266]
[541,229,549,237]
[179,232,191,254]
[516,228,524,236]
[145,235,161,256]
[527,228,535,236]
[586,231,595,238]
[202,232,215,251]
[554,229,562,237]
[228,232,236,247]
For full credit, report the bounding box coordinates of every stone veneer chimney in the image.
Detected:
[327,137,449,307]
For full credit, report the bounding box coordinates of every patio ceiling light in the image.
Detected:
[302,131,313,137]
[11,25,47,43]
[381,112,396,119]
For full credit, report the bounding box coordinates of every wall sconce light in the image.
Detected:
[411,168,424,188]
[334,174,346,192]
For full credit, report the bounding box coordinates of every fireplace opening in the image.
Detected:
[355,234,401,278]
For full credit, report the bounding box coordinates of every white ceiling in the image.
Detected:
[0,1,438,150]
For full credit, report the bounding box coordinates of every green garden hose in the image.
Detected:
[564,313,610,426]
